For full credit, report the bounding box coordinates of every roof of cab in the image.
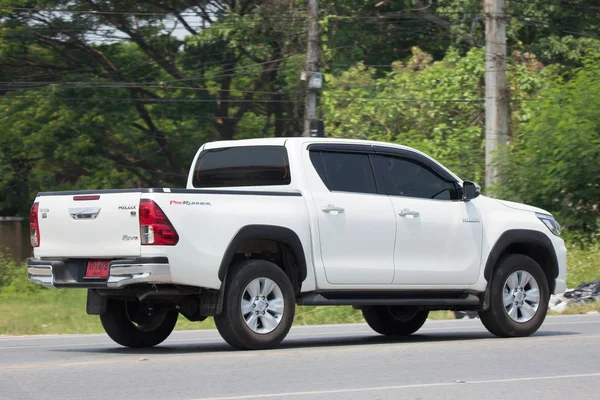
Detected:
[200,137,461,182]
[203,136,413,151]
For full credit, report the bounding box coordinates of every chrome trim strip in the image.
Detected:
[107,263,172,289]
[27,264,54,288]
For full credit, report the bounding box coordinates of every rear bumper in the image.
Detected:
[27,257,172,289]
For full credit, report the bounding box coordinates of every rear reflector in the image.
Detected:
[30,202,40,247]
[139,200,179,246]
[73,195,100,201]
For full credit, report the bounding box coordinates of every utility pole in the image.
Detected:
[303,0,322,137]
[484,0,508,191]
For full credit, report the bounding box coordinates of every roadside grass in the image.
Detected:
[0,290,456,335]
[565,239,600,289]
[0,290,216,335]
[549,302,600,315]
[1,237,598,335]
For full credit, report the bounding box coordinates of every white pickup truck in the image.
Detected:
[27,137,567,350]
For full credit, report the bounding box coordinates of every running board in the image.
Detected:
[296,291,481,308]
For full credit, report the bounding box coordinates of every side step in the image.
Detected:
[296,291,482,309]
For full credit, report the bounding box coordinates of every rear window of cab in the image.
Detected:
[192,146,291,188]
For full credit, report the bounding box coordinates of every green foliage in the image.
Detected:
[0,0,598,235]
[322,46,547,183]
[497,56,600,233]
[0,253,45,294]
[565,238,600,289]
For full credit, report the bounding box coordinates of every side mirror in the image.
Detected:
[462,181,480,201]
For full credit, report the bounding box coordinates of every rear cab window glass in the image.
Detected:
[193,146,291,188]
[311,151,377,194]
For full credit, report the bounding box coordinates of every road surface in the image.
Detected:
[1,314,599,400]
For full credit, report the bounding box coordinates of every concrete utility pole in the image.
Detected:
[303,0,321,137]
[484,0,508,191]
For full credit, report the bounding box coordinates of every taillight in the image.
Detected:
[139,200,179,246]
[30,202,40,248]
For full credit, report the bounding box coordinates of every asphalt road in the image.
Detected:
[1,314,599,400]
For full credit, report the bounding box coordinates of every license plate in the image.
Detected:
[84,260,111,279]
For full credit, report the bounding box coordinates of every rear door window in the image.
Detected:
[312,151,378,194]
[193,146,291,188]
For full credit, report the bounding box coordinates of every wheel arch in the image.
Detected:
[218,224,308,288]
[484,229,559,294]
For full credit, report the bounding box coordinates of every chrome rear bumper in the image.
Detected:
[27,257,172,289]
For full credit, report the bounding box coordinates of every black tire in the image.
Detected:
[479,254,549,338]
[214,259,295,350]
[362,306,429,336]
[100,300,178,348]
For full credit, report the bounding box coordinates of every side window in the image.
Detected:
[311,151,377,194]
[373,155,459,200]
[193,146,290,188]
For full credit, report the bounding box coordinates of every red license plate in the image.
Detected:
[85,260,111,279]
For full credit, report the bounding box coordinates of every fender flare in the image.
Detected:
[217,225,308,283]
[483,229,558,282]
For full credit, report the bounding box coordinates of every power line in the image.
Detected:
[6,95,492,104]
[8,95,297,103]
[2,7,483,17]
[512,15,600,40]
[0,83,302,95]
[1,7,307,16]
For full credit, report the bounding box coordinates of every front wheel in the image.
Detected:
[479,254,549,337]
[362,306,429,336]
[215,260,295,350]
[100,300,178,348]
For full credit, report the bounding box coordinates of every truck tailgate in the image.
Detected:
[35,191,142,258]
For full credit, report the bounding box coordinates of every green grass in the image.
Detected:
[0,290,216,335]
[550,302,600,315]
[1,238,598,335]
[0,290,368,335]
[565,239,600,289]
[0,290,459,335]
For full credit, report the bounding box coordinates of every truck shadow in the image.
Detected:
[51,329,578,356]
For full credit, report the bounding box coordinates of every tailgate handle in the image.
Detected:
[69,207,101,220]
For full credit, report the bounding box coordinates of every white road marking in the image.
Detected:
[191,372,600,400]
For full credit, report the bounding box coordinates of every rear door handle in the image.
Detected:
[322,205,345,214]
[398,208,419,218]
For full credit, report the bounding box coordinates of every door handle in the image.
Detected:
[68,207,101,220]
[322,205,345,214]
[398,208,420,218]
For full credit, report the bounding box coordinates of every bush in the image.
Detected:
[565,235,600,289]
[0,253,45,295]
[497,57,600,234]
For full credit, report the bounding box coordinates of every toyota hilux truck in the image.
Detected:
[27,137,567,350]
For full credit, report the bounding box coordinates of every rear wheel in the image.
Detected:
[479,254,549,337]
[362,306,429,336]
[215,260,295,350]
[100,300,178,348]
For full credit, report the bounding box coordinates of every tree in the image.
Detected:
[321,46,547,183]
[0,0,308,215]
[497,56,600,234]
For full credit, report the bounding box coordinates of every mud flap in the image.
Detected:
[86,289,107,315]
